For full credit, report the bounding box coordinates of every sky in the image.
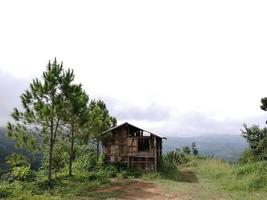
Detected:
[1,0,267,137]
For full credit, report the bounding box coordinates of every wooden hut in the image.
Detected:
[101,122,166,171]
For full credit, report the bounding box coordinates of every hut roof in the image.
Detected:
[102,122,167,140]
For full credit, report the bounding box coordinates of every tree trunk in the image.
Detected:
[96,140,100,161]
[48,118,54,182]
[68,132,74,176]
[48,139,53,182]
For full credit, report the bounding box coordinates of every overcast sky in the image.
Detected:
[1,0,267,137]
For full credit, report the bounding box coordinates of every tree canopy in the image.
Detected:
[6,59,117,181]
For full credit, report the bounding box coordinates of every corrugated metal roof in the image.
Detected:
[101,122,167,139]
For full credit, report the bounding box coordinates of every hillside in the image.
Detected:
[163,134,248,161]
[1,157,266,200]
[0,127,248,168]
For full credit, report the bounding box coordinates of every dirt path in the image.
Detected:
[97,179,182,200]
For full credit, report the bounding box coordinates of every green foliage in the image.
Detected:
[96,153,105,170]
[234,161,267,176]
[41,144,69,178]
[102,165,118,178]
[228,161,267,191]
[163,149,188,165]
[192,142,198,156]
[241,124,267,160]
[182,145,191,155]
[239,148,258,164]
[12,166,35,181]
[6,153,29,168]
[61,84,90,176]
[0,181,13,198]
[85,100,117,159]
[7,58,76,181]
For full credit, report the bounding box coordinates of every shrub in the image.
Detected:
[103,165,118,178]
[73,145,97,173]
[1,171,16,182]
[12,166,35,181]
[96,153,105,170]
[0,182,13,198]
[163,150,188,165]
[234,161,267,176]
[239,149,258,164]
[6,153,29,168]
[34,178,58,190]
[248,175,267,190]
[118,170,129,179]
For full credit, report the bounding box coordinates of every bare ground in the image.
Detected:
[96,179,187,200]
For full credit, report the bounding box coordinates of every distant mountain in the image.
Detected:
[163,134,248,161]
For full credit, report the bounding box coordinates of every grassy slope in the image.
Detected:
[1,158,267,199]
[145,158,267,200]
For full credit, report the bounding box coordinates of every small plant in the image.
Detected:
[103,165,118,178]
[6,153,29,168]
[182,146,191,155]
[12,166,35,181]
[191,142,198,156]
[0,182,13,198]
[96,153,105,170]
[163,149,188,165]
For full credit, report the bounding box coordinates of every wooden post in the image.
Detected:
[154,136,157,172]
[127,125,130,168]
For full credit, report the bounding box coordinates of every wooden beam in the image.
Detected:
[127,125,130,168]
[154,136,157,172]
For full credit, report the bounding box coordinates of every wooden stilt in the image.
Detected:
[154,136,157,172]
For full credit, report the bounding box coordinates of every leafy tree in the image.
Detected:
[62,84,90,176]
[7,59,74,181]
[191,142,198,156]
[86,100,117,160]
[182,146,191,155]
[241,124,267,160]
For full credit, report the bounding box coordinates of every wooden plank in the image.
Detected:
[127,125,130,168]
[154,136,157,171]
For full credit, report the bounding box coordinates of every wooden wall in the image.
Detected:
[102,125,162,171]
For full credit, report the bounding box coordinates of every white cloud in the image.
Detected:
[0,0,267,135]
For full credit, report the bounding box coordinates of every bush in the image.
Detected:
[163,149,190,166]
[12,166,35,181]
[72,145,97,173]
[1,171,16,182]
[248,175,267,190]
[239,149,258,164]
[103,165,118,178]
[6,153,29,168]
[117,170,129,179]
[0,182,13,198]
[234,161,267,176]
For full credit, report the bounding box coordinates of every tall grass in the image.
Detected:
[192,157,267,192]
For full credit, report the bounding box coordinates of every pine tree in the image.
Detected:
[7,58,74,182]
[62,84,90,176]
[86,100,117,160]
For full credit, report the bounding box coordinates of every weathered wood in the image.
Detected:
[154,136,157,171]
[102,123,164,171]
